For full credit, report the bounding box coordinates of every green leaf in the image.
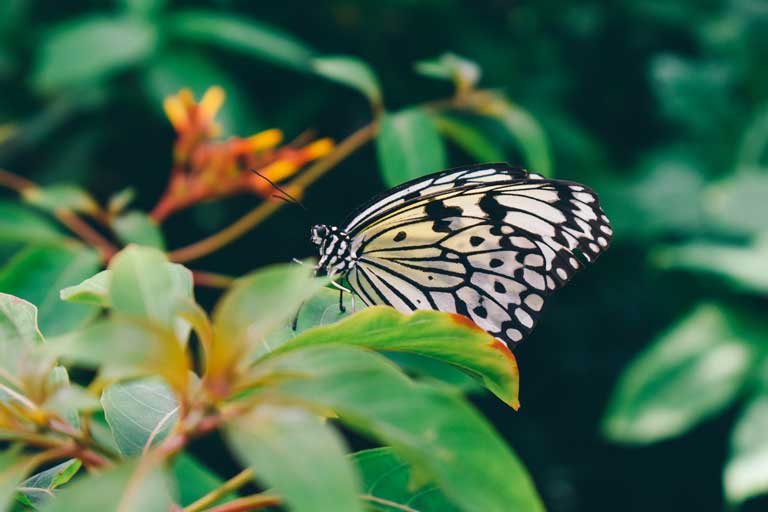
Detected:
[0,294,48,388]
[102,378,178,457]
[142,50,264,135]
[43,367,100,428]
[312,56,382,107]
[376,108,447,187]
[433,115,505,162]
[481,95,552,177]
[225,404,364,512]
[0,244,100,336]
[166,10,315,71]
[353,448,461,512]
[724,379,768,505]
[250,345,543,511]
[170,454,234,507]
[705,171,768,236]
[653,238,768,295]
[108,246,193,330]
[414,52,481,91]
[33,15,158,91]
[107,188,135,216]
[17,459,81,508]
[117,0,167,16]
[0,447,34,512]
[603,303,766,444]
[39,459,173,512]
[22,185,99,215]
[112,211,165,250]
[0,201,65,245]
[212,262,328,362]
[270,306,520,408]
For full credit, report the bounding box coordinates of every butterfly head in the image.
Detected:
[311,224,355,277]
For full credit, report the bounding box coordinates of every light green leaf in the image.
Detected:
[603,303,766,444]
[22,185,99,215]
[0,447,34,512]
[17,459,81,508]
[481,95,552,176]
[166,10,315,71]
[108,246,192,330]
[0,293,48,388]
[225,404,363,512]
[0,244,100,336]
[0,201,65,245]
[653,238,768,295]
[117,0,167,16]
[414,52,481,91]
[270,306,520,408]
[107,188,135,216]
[142,50,263,135]
[312,56,382,107]
[354,448,461,512]
[250,345,543,512]
[724,379,768,505]
[170,453,234,507]
[434,115,505,162]
[376,108,447,187]
[705,171,768,236]
[102,378,178,457]
[212,262,328,362]
[40,459,173,512]
[33,15,158,91]
[112,211,165,250]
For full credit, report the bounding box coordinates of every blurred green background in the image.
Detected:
[2,0,768,510]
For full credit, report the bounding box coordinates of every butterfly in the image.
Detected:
[311,163,612,347]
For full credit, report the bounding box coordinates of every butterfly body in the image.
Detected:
[312,163,612,347]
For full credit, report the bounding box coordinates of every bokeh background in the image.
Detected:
[2,1,768,510]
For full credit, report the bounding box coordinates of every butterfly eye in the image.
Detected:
[311,225,329,245]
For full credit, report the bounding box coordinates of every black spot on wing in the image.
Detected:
[425,200,463,220]
[470,236,484,247]
[478,193,506,221]
[393,231,406,242]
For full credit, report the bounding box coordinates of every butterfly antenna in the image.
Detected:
[250,168,310,213]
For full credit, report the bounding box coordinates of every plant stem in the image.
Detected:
[201,494,281,512]
[192,270,236,289]
[0,169,35,191]
[183,468,255,512]
[168,122,378,263]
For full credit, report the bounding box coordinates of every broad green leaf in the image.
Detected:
[0,447,34,512]
[414,53,481,92]
[270,306,520,408]
[212,262,328,364]
[480,95,552,177]
[108,246,192,330]
[250,346,543,511]
[603,303,766,444]
[434,115,505,162]
[705,171,768,236]
[354,448,460,512]
[102,378,178,457]
[48,318,188,393]
[312,56,382,107]
[387,352,483,395]
[118,0,167,16]
[22,185,98,215]
[225,404,363,512]
[142,50,263,135]
[166,10,315,70]
[43,368,100,428]
[653,239,768,295]
[170,453,234,507]
[112,211,165,250]
[0,294,50,391]
[33,15,158,91]
[16,459,81,508]
[735,104,768,172]
[376,108,447,187]
[40,459,173,512]
[0,244,100,336]
[724,381,768,505]
[0,201,64,245]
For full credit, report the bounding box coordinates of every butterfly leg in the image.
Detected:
[329,280,352,313]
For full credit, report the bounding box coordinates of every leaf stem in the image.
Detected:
[192,270,236,289]
[168,122,378,263]
[199,494,281,512]
[0,168,35,191]
[183,468,255,512]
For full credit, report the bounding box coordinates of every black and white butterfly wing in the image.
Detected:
[341,163,612,347]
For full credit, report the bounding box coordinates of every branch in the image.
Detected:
[183,468,255,512]
[192,270,236,289]
[201,495,281,512]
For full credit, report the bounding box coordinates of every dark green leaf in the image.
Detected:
[603,303,766,443]
[312,56,382,106]
[434,115,505,162]
[112,211,165,250]
[705,172,768,236]
[250,345,543,511]
[102,378,178,457]
[117,0,167,16]
[166,10,315,70]
[376,108,447,187]
[354,448,461,512]
[0,202,65,245]
[16,459,81,508]
[225,404,364,512]
[33,15,158,91]
[170,454,234,507]
[0,244,100,336]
